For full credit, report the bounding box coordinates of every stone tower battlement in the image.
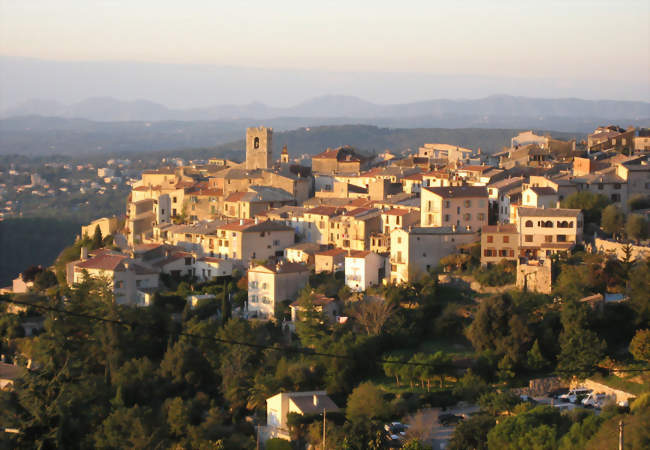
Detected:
[246,127,273,170]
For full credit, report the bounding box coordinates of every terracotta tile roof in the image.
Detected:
[315,248,348,257]
[424,186,488,198]
[382,208,412,216]
[289,394,339,414]
[153,252,193,268]
[225,191,255,202]
[218,219,255,231]
[403,173,423,181]
[306,206,344,217]
[290,293,337,307]
[528,187,557,196]
[346,250,372,258]
[250,261,309,274]
[458,165,491,172]
[198,257,226,263]
[76,254,127,271]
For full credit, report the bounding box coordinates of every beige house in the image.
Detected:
[202,220,295,266]
[302,206,345,245]
[390,227,477,283]
[247,262,310,319]
[421,186,488,231]
[521,186,559,209]
[481,224,519,266]
[330,207,382,251]
[515,207,583,259]
[314,248,347,273]
[311,146,370,174]
[266,391,339,440]
[70,252,160,306]
[380,208,420,234]
[81,216,119,239]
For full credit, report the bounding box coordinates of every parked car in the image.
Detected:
[559,388,591,404]
[439,414,464,426]
[582,393,609,409]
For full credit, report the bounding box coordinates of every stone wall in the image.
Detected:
[594,238,650,261]
[571,378,637,404]
[516,259,552,294]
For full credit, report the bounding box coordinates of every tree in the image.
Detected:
[478,391,522,416]
[346,382,386,422]
[557,302,604,379]
[452,370,488,401]
[448,414,495,450]
[486,406,570,450]
[383,355,403,386]
[92,224,103,250]
[628,262,650,326]
[629,329,650,362]
[526,340,549,371]
[601,204,625,237]
[265,438,292,450]
[626,214,648,242]
[404,409,438,444]
[349,297,396,336]
[33,269,58,291]
[561,192,610,225]
[220,282,231,326]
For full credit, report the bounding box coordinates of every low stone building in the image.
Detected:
[314,248,347,273]
[516,258,552,294]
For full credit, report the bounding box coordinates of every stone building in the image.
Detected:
[246,127,273,170]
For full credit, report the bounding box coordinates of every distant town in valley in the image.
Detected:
[1,119,649,449]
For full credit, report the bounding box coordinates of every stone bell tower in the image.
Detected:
[245,126,273,170]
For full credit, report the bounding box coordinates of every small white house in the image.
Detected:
[266,391,339,440]
[344,251,386,292]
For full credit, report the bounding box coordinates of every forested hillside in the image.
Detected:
[0,218,80,286]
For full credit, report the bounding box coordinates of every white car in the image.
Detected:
[559,388,591,404]
[581,393,608,408]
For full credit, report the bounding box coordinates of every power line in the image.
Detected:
[2,296,648,373]
[0,297,448,369]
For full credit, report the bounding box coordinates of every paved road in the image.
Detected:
[411,404,480,450]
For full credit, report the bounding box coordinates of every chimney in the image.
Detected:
[313,394,319,407]
[255,217,259,225]
[240,219,244,225]
[80,246,88,260]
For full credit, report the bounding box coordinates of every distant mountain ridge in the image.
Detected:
[3,94,649,123]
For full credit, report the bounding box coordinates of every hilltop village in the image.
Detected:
[53,125,650,310]
[2,125,650,449]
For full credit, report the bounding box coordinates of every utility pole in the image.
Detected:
[256,424,260,450]
[322,409,326,450]
[619,419,624,450]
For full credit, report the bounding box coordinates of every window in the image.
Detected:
[463,213,471,221]
[598,184,604,190]
[250,295,258,303]
[444,200,451,208]
[525,220,533,227]
[487,235,494,243]
[262,282,268,289]
[525,235,533,242]
[509,250,515,257]
[444,214,450,222]
[397,237,402,244]
[464,200,472,208]
[611,194,620,202]
[254,137,260,149]
[116,280,124,289]
[273,240,280,246]
[184,257,192,265]
[477,213,485,221]
[503,236,509,243]
[499,250,507,257]
[614,183,621,190]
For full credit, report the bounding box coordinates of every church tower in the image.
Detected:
[280,144,289,164]
[246,127,272,170]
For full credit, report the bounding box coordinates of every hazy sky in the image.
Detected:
[2,0,649,81]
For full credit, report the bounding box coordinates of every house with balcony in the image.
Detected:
[515,207,583,259]
[247,262,310,319]
[344,251,386,292]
